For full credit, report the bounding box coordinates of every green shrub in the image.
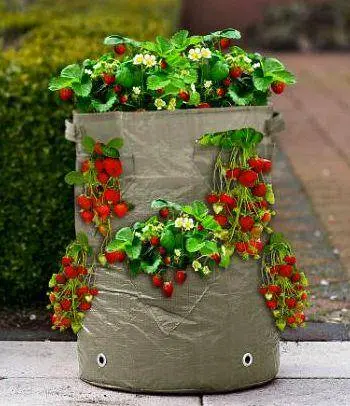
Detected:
[0,0,179,306]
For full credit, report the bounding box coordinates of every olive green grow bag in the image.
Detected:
[66,106,284,393]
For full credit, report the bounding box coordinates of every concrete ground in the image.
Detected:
[1,341,349,405]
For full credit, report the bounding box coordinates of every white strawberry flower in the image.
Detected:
[154,98,166,110]
[182,217,194,231]
[252,62,260,69]
[132,86,141,95]
[204,80,212,89]
[175,217,184,228]
[174,249,182,257]
[201,47,212,59]
[84,69,92,75]
[188,48,202,61]
[243,56,252,63]
[143,54,157,68]
[133,54,144,65]
[202,265,211,276]
[192,260,202,271]
[167,98,176,111]
[191,83,196,92]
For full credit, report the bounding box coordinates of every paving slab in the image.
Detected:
[202,379,350,406]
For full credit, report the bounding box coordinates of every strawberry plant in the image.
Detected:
[47,232,98,333]
[49,29,295,112]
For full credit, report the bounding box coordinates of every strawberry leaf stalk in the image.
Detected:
[47,233,98,334]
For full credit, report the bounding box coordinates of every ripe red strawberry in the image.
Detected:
[90,287,99,296]
[94,158,104,172]
[287,316,296,325]
[156,88,164,95]
[284,255,296,265]
[103,158,123,178]
[226,168,241,180]
[94,143,104,155]
[175,270,187,285]
[56,274,66,284]
[259,286,268,295]
[261,159,272,173]
[159,208,170,218]
[61,256,73,267]
[271,81,286,94]
[229,67,243,79]
[197,102,211,108]
[104,189,121,204]
[163,256,171,265]
[219,193,237,207]
[77,195,92,210]
[160,59,167,69]
[64,266,78,279]
[158,246,167,256]
[105,250,126,264]
[286,298,297,308]
[77,286,89,296]
[79,302,92,311]
[150,236,160,246]
[301,292,308,301]
[261,212,271,223]
[60,317,71,328]
[178,91,190,102]
[206,193,219,204]
[279,265,293,278]
[256,200,268,209]
[220,37,230,49]
[238,170,258,187]
[211,253,221,264]
[80,210,94,224]
[266,300,277,310]
[113,202,129,218]
[97,171,110,184]
[96,204,111,220]
[291,273,301,283]
[222,77,231,87]
[216,88,226,97]
[197,224,204,231]
[239,216,254,232]
[252,183,267,197]
[103,73,115,85]
[152,274,163,288]
[214,214,228,227]
[113,84,122,93]
[162,281,174,297]
[77,265,88,276]
[268,285,280,294]
[59,88,73,101]
[235,241,247,253]
[269,265,279,275]
[119,94,128,104]
[250,239,264,252]
[248,157,263,173]
[114,43,126,55]
[60,299,72,311]
[81,160,90,173]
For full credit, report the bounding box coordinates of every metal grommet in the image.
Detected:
[242,352,253,367]
[97,353,107,368]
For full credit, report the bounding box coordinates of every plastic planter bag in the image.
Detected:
[65,106,283,393]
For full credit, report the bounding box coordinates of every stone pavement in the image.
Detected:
[271,53,350,324]
[1,341,349,405]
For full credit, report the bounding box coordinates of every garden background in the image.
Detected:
[1,0,350,338]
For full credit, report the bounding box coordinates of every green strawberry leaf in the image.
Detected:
[129,260,141,276]
[104,35,140,47]
[107,137,124,150]
[64,171,85,185]
[116,66,133,88]
[201,215,222,231]
[91,94,116,113]
[151,199,182,211]
[101,144,120,158]
[115,227,134,244]
[76,232,89,247]
[61,64,82,80]
[160,229,175,252]
[209,61,229,81]
[71,75,92,97]
[147,73,170,90]
[200,241,218,255]
[188,91,200,106]
[253,69,274,91]
[124,239,142,260]
[141,256,162,274]
[81,136,95,154]
[48,77,73,91]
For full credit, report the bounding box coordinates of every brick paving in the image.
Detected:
[272,53,350,322]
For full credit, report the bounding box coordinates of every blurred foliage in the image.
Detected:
[247,0,350,50]
[0,0,179,306]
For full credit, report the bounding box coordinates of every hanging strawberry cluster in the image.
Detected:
[65,135,132,243]
[259,233,309,330]
[47,233,97,333]
[201,128,274,259]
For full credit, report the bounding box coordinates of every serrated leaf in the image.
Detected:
[160,229,175,252]
[188,91,200,106]
[201,215,222,231]
[200,241,218,256]
[76,232,89,247]
[71,76,92,97]
[147,74,170,90]
[182,201,208,220]
[124,239,142,259]
[220,28,241,40]
[151,199,182,211]
[48,77,73,91]
[116,66,133,88]
[186,237,205,253]
[129,260,141,276]
[262,58,285,74]
[171,30,189,46]
[141,257,162,274]
[273,70,296,85]
[81,136,95,154]
[104,35,140,46]
[61,64,82,80]
[101,144,120,158]
[115,227,134,244]
[71,322,83,334]
[107,137,124,149]
[91,94,116,113]
[253,69,274,91]
[209,61,229,81]
[64,171,85,185]
[155,36,173,55]
[227,86,253,106]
